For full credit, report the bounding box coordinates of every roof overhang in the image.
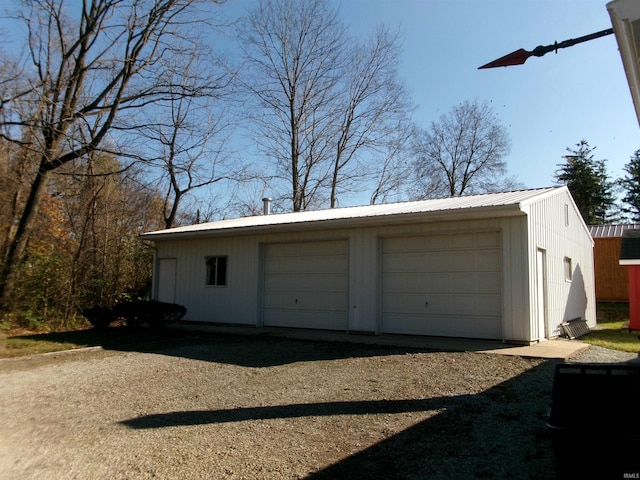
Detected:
[140,203,524,241]
[608,0,640,127]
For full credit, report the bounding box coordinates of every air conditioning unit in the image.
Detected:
[608,0,640,126]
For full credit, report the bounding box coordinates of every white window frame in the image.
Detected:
[205,256,228,287]
[564,256,572,282]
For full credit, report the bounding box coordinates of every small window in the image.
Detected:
[564,257,572,282]
[206,256,227,286]
[564,204,570,226]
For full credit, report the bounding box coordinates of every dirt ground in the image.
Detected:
[0,334,638,479]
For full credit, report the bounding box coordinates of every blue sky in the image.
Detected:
[329,0,638,192]
[2,1,637,209]
[314,0,636,194]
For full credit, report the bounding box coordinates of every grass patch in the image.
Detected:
[580,325,640,352]
[0,327,196,358]
[581,305,640,353]
[596,302,629,323]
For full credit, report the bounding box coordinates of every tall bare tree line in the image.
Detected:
[0,0,518,324]
[237,0,414,211]
[0,0,230,312]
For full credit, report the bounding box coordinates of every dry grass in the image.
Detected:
[0,326,196,358]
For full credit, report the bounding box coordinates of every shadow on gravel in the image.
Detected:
[3,325,509,368]
[121,397,470,428]
[110,333,443,368]
[6,328,427,367]
[120,358,640,480]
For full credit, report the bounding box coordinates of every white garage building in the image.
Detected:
[141,187,595,344]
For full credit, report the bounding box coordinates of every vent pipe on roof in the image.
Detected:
[262,197,272,215]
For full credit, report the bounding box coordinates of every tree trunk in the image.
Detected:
[0,163,51,311]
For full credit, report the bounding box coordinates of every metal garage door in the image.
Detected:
[263,240,349,330]
[382,231,502,339]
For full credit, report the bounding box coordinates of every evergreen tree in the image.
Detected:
[555,140,616,225]
[620,149,640,222]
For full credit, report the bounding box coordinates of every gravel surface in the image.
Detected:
[568,344,639,364]
[0,335,638,480]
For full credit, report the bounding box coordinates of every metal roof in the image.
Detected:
[588,224,640,238]
[141,187,564,240]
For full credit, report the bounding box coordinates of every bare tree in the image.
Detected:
[0,0,223,307]
[329,26,412,207]
[369,119,414,205]
[411,99,514,198]
[238,0,412,211]
[132,47,235,229]
[237,0,344,212]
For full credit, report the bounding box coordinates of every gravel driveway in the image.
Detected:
[0,334,637,480]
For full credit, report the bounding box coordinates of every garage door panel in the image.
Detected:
[385,313,501,338]
[403,236,428,251]
[424,274,451,292]
[426,234,450,250]
[384,252,429,272]
[304,273,348,291]
[449,295,479,315]
[263,274,299,291]
[454,316,502,338]
[382,237,405,253]
[264,292,293,309]
[312,241,348,255]
[298,292,348,310]
[474,294,502,316]
[476,272,502,293]
[447,272,501,294]
[313,256,349,273]
[449,252,476,271]
[265,292,347,310]
[382,293,407,313]
[425,252,451,271]
[452,232,475,248]
[263,309,348,329]
[384,294,450,315]
[477,231,501,247]
[384,273,452,293]
[266,272,347,291]
[449,273,475,293]
[383,314,450,336]
[382,253,404,272]
[263,241,348,331]
[382,274,430,293]
[476,250,501,270]
[381,273,403,292]
[382,232,502,339]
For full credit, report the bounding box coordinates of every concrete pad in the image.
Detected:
[479,339,591,360]
[171,323,591,360]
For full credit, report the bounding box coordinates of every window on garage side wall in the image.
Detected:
[564,256,572,282]
[206,256,227,286]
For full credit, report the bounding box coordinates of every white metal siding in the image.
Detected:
[524,190,596,340]
[152,217,528,340]
[149,189,593,343]
[263,240,349,330]
[381,231,502,339]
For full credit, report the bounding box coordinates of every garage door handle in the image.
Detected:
[425,301,429,308]
[295,298,298,304]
